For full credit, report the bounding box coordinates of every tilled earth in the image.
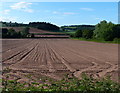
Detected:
[2,39,118,83]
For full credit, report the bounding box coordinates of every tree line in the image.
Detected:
[29,22,59,31]
[1,20,120,41]
[72,20,120,41]
[0,21,28,27]
[2,27,34,38]
[0,21,60,31]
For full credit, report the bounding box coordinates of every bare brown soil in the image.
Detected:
[2,39,118,83]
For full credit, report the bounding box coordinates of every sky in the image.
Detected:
[0,2,118,26]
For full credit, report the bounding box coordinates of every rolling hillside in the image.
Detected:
[1,27,70,38]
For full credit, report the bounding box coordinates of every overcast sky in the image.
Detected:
[1,2,118,26]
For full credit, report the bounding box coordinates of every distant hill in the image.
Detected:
[61,25,95,32]
[0,21,60,31]
[2,27,65,34]
[1,21,95,38]
[1,27,69,38]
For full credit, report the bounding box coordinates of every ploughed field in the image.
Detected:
[2,27,64,34]
[2,39,118,83]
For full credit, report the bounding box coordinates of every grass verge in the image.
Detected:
[1,74,120,93]
[71,37,120,44]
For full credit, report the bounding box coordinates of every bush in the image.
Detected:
[113,24,120,38]
[113,38,120,43]
[31,33,34,38]
[2,28,30,38]
[74,30,82,38]
[70,34,75,37]
[20,27,30,38]
[93,20,120,41]
[2,28,8,38]
[102,29,114,41]
[82,29,93,39]
[7,28,18,38]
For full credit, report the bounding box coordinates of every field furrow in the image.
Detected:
[2,39,118,81]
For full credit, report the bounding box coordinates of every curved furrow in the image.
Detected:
[49,50,69,72]
[48,40,114,79]
[73,62,98,79]
[3,40,36,64]
[46,42,67,71]
[8,41,39,69]
[47,41,76,72]
[49,40,94,67]
[2,39,118,81]
[2,40,35,61]
[97,62,118,78]
[44,41,56,73]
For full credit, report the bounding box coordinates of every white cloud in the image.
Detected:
[2,10,10,15]
[80,8,94,11]
[10,2,33,13]
[10,2,32,9]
